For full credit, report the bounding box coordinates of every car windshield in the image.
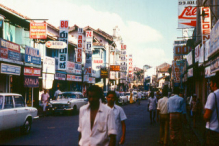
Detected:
[133,92,137,95]
[120,93,124,96]
[125,93,130,95]
[58,93,77,99]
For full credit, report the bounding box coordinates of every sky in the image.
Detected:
[0,0,185,68]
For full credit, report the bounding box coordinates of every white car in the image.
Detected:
[48,92,88,115]
[0,93,38,134]
[132,91,138,101]
[119,92,128,105]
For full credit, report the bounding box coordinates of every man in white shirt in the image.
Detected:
[78,85,117,146]
[41,89,50,116]
[106,91,127,145]
[54,87,61,100]
[204,74,219,146]
[157,85,169,146]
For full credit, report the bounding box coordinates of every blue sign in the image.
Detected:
[24,76,39,88]
[25,46,41,65]
[1,63,21,75]
[8,50,21,61]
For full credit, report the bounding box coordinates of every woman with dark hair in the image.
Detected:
[148,91,157,124]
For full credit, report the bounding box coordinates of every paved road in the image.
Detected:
[0,100,199,146]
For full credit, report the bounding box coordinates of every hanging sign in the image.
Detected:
[24,67,41,76]
[25,46,41,65]
[24,76,39,88]
[55,73,66,80]
[43,56,55,74]
[178,0,197,28]
[77,28,83,63]
[58,20,68,70]
[45,41,67,49]
[200,7,211,45]
[1,63,21,75]
[110,65,120,71]
[30,22,47,39]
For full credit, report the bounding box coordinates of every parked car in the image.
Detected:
[0,93,38,134]
[48,92,88,115]
[118,92,128,105]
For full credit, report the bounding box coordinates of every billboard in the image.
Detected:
[200,7,211,45]
[178,0,197,28]
[30,22,47,39]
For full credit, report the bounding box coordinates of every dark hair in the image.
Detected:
[210,73,219,88]
[87,85,103,99]
[107,91,117,98]
[150,91,154,98]
[162,85,168,97]
[173,87,180,95]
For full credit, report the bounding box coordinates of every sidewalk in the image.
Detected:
[186,112,206,146]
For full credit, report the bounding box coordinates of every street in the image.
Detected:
[0,100,200,146]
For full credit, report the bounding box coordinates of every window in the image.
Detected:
[14,96,25,107]
[0,96,3,109]
[4,96,14,109]
[79,94,84,99]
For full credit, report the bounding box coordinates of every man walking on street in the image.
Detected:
[204,74,219,146]
[148,91,157,124]
[54,87,61,100]
[78,85,117,146]
[137,90,141,105]
[41,89,50,116]
[157,85,169,146]
[167,87,186,146]
[107,91,127,146]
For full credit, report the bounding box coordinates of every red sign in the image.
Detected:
[77,34,83,63]
[110,65,120,71]
[86,31,93,38]
[24,67,41,76]
[201,7,211,45]
[93,59,103,64]
[30,22,47,39]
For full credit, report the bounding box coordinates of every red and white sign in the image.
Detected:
[84,67,92,75]
[93,59,103,64]
[86,31,93,38]
[30,22,47,39]
[24,67,41,76]
[201,7,211,45]
[128,54,133,76]
[77,33,83,63]
[45,41,67,49]
[178,0,197,28]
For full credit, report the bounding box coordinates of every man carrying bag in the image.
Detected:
[204,73,219,146]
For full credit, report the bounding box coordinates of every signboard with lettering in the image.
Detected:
[77,28,83,63]
[55,73,66,80]
[25,46,41,65]
[201,7,211,45]
[24,76,39,88]
[0,39,21,61]
[1,63,21,75]
[43,56,55,74]
[67,61,75,74]
[110,65,120,71]
[83,75,89,82]
[209,18,219,57]
[45,41,67,49]
[101,69,108,78]
[178,0,197,28]
[58,20,68,70]
[30,22,47,39]
[24,67,41,76]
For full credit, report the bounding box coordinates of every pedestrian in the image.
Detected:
[137,90,141,105]
[41,89,50,116]
[54,87,61,100]
[157,85,169,146]
[78,85,117,146]
[106,91,127,146]
[148,91,157,124]
[190,94,198,128]
[203,74,219,146]
[167,87,187,146]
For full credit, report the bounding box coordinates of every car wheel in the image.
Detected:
[20,119,32,135]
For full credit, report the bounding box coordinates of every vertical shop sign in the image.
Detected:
[85,31,93,75]
[178,0,197,28]
[200,7,211,45]
[58,20,68,70]
[77,28,83,63]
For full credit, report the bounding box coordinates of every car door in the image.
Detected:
[79,94,86,106]
[2,95,17,130]
[14,95,27,127]
[0,96,3,131]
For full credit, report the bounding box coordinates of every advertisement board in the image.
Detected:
[1,63,21,75]
[77,28,83,63]
[210,57,219,73]
[178,0,197,28]
[67,61,75,74]
[45,41,67,49]
[101,69,108,78]
[42,73,54,89]
[24,76,39,88]
[200,7,211,45]
[110,65,120,71]
[24,67,41,76]
[25,46,41,65]
[210,19,219,57]
[205,39,210,61]
[58,20,68,70]
[0,39,21,61]
[30,22,47,39]
[43,56,55,74]
[55,73,66,80]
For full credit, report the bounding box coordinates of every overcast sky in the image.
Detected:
[1,0,186,68]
